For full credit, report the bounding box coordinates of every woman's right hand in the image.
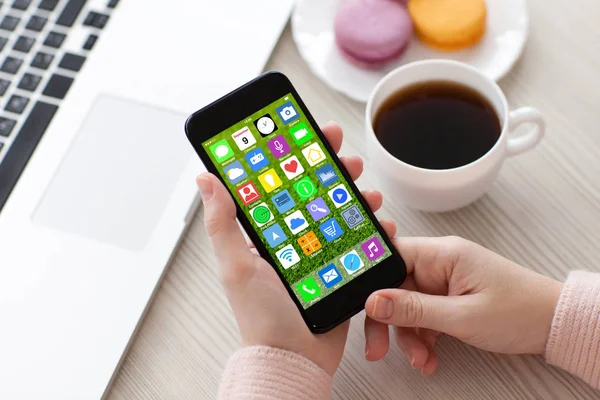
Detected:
[363,236,563,375]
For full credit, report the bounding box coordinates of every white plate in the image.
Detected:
[292,0,529,102]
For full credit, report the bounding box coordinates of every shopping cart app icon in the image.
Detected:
[319,218,343,242]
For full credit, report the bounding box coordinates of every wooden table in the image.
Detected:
[107,4,600,398]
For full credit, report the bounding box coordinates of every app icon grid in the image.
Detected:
[203,93,391,308]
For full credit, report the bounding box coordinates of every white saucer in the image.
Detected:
[292,0,529,103]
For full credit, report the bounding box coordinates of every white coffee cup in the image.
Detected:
[365,60,545,212]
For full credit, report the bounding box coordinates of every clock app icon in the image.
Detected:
[254,113,278,136]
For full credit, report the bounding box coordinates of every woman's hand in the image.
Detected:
[197,122,397,376]
[364,236,563,375]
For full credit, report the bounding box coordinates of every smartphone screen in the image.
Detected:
[201,92,393,309]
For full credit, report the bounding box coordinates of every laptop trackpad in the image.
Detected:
[33,95,191,251]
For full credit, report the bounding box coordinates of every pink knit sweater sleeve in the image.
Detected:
[546,271,600,388]
[218,346,332,399]
[218,271,600,398]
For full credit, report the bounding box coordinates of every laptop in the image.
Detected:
[0,0,293,398]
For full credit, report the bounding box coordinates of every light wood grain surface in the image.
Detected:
[108,2,600,398]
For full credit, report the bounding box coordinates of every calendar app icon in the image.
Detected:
[231,126,256,150]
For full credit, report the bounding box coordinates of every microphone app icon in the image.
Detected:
[274,140,284,153]
[267,135,291,158]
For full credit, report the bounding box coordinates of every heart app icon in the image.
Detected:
[280,155,304,179]
[284,160,298,173]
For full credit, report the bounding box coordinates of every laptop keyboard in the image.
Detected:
[0,0,118,212]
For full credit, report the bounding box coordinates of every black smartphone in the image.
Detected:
[185,71,406,333]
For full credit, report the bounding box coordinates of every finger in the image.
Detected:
[380,220,397,238]
[399,274,417,291]
[418,328,439,375]
[419,328,439,349]
[394,327,430,369]
[421,351,439,376]
[365,289,464,333]
[362,190,383,212]
[391,236,464,284]
[364,317,389,362]
[321,122,343,153]
[197,173,255,273]
[241,226,256,249]
[340,156,364,181]
[358,190,395,236]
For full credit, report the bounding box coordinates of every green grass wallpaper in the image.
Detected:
[202,93,391,308]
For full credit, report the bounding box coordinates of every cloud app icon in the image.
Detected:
[290,218,304,229]
[227,168,243,180]
[223,160,247,184]
[284,210,309,235]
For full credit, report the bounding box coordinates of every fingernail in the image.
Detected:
[373,295,393,319]
[410,356,416,369]
[196,176,213,200]
[365,343,370,358]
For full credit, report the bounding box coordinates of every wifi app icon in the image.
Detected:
[276,244,301,269]
[280,248,293,260]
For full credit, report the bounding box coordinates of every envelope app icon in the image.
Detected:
[318,264,343,288]
[323,269,337,283]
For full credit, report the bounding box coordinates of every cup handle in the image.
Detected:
[505,107,545,157]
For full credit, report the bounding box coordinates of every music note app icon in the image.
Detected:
[361,237,385,261]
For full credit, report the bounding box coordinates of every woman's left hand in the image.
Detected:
[197,122,397,376]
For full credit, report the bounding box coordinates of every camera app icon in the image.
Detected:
[276,101,299,124]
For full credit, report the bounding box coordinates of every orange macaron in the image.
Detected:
[408,0,487,51]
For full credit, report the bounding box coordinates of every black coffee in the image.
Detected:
[373,80,501,170]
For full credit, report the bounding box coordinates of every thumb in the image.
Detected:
[196,173,253,267]
[365,289,465,333]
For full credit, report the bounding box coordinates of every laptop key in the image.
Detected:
[83,34,97,50]
[6,95,29,114]
[1,57,23,74]
[0,102,58,212]
[38,0,58,11]
[12,0,32,10]
[0,37,8,51]
[31,51,54,69]
[0,117,16,137]
[59,53,85,71]
[26,15,47,32]
[13,36,35,53]
[0,15,20,31]
[43,74,73,99]
[18,73,42,91]
[56,0,86,27]
[83,12,109,29]
[44,31,66,48]
[0,79,10,96]
[107,0,118,8]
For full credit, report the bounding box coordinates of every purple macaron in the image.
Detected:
[334,0,413,69]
